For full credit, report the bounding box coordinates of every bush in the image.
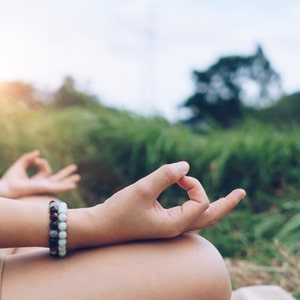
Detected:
[1,100,300,260]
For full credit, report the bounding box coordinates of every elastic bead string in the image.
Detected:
[49,200,68,258]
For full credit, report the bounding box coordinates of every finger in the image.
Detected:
[166,176,209,233]
[16,150,40,168]
[133,161,190,199]
[51,176,80,193]
[177,176,209,205]
[38,174,80,194]
[33,158,52,176]
[50,164,78,181]
[61,174,81,186]
[187,189,246,231]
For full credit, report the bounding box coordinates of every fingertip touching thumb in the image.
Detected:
[175,161,190,174]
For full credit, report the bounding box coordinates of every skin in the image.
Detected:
[0,150,80,198]
[0,151,246,300]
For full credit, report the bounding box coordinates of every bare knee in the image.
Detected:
[179,233,232,300]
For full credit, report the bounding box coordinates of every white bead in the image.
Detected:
[58,202,67,213]
[58,239,67,246]
[58,213,67,222]
[58,231,67,239]
[58,222,67,231]
[52,201,68,258]
[58,249,67,257]
[58,244,66,250]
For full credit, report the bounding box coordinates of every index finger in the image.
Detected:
[33,158,52,176]
[15,150,40,168]
[177,175,209,204]
[50,164,78,181]
[187,189,246,231]
[132,161,190,199]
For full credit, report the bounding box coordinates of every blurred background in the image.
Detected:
[1,0,299,120]
[0,0,299,296]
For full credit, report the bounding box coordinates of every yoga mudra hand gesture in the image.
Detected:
[0,151,246,300]
[93,161,245,244]
[0,150,80,198]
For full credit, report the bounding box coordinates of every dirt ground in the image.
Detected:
[226,256,300,298]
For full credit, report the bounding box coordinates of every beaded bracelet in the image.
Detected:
[49,200,68,258]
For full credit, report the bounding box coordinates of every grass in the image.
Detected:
[226,241,300,298]
[0,99,300,295]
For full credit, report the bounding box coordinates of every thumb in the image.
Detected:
[134,161,190,199]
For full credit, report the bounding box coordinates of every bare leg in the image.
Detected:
[2,234,231,300]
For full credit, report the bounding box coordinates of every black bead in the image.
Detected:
[50,205,59,214]
[50,221,58,230]
[49,247,58,257]
[49,237,58,247]
[50,212,58,221]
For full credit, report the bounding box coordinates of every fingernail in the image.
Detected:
[239,189,247,198]
[177,161,189,173]
[235,189,246,199]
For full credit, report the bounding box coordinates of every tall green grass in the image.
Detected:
[1,101,300,260]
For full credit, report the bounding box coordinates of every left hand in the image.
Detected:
[0,150,80,198]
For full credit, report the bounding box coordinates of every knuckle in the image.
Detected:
[205,208,219,226]
[133,179,152,198]
[160,164,177,181]
[195,194,210,212]
[202,197,210,210]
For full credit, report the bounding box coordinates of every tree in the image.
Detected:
[0,81,42,108]
[51,76,100,108]
[182,45,282,128]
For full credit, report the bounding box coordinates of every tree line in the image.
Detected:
[1,45,299,129]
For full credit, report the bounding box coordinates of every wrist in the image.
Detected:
[67,204,114,249]
[66,206,94,249]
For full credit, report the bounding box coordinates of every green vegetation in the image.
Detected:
[0,82,299,296]
[183,45,281,128]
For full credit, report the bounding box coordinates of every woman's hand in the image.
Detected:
[187,188,246,231]
[93,161,246,245]
[0,150,80,198]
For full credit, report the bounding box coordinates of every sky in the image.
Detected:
[0,0,299,120]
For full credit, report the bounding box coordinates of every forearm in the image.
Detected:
[0,197,49,248]
[0,197,108,250]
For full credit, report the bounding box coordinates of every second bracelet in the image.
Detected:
[49,200,68,258]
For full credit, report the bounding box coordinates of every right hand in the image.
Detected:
[97,162,245,244]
